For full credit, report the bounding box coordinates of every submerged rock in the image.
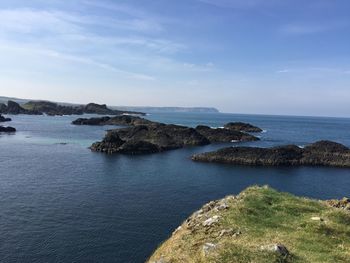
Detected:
[0,114,11,122]
[195,125,259,143]
[0,126,16,132]
[192,140,350,168]
[224,122,263,132]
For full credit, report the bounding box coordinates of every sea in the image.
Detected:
[1,112,350,262]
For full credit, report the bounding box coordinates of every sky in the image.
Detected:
[0,0,349,117]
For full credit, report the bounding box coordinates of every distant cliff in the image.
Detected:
[110,106,220,113]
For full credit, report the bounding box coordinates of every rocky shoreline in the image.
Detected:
[192,140,350,168]
[0,100,145,116]
[147,186,350,263]
[72,116,261,155]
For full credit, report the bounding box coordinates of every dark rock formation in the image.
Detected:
[72,115,153,126]
[195,125,258,143]
[83,103,144,115]
[0,103,7,113]
[0,114,11,122]
[22,101,83,116]
[6,100,27,114]
[83,103,113,114]
[77,116,261,155]
[0,126,16,132]
[0,100,40,115]
[192,141,350,168]
[224,122,263,132]
[90,123,210,154]
[0,100,145,116]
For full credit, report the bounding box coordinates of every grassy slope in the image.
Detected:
[147,186,350,263]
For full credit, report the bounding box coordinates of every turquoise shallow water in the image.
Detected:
[0,113,350,262]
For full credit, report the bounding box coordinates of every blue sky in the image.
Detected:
[0,0,349,116]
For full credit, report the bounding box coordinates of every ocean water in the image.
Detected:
[1,113,350,263]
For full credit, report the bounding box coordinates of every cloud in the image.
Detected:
[276,67,350,75]
[276,69,290,73]
[0,42,156,80]
[197,0,276,9]
[0,4,193,81]
[280,21,348,35]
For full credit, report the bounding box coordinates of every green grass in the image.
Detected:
[147,186,350,263]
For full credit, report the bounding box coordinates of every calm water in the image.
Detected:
[1,113,350,263]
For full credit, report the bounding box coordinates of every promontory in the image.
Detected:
[147,186,350,263]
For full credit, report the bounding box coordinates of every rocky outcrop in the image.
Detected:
[81,116,260,155]
[147,186,350,262]
[192,141,350,168]
[0,114,11,122]
[0,100,40,115]
[195,125,258,143]
[0,100,145,116]
[82,103,145,116]
[90,123,210,154]
[326,197,350,212]
[72,115,153,126]
[22,101,83,116]
[224,122,263,132]
[0,126,16,132]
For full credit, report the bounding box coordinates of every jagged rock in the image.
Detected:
[195,125,259,142]
[215,202,229,211]
[260,244,289,256]
[0,126,16,132]
[0,114,11,122]
[224,122,263,132]
[72,115,153,126]
[83,102,144,115]
[192,140,350,168]
[3,100,37,115]
[218,228,234,237]
[203,215,220,227]
[326,197,350,211]
[0,103,7,113]
[202,243,217,256]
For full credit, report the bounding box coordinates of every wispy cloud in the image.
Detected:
[197,0,277,9]
[0,4,192,80]
[280,21,348,35]
[276,67,350,75]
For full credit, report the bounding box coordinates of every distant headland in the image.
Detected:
[0,96,220,114]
